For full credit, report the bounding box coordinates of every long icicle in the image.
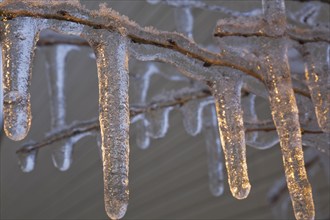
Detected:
[208,73,250,199]
[1,17,39,140]
[261,1,314,219]
[87,30,130,219]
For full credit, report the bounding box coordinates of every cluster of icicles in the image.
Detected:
[0,0,329,219]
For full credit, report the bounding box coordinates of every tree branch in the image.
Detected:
[16,87,322,155]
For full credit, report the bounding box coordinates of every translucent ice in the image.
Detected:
[86,30,130,220]
[262,0,286,36]
[203,104,224,197]
[208,74,251,199]
[17,147,37,173]
[1,17,39,141]
[132,114,150,149]
[145,106,173,139]
[44,45,79,171]
[174,7,193,38]
[260,38,315,220]
[181,99,213,136]
[52,133,90,171]
[304,42,330,133]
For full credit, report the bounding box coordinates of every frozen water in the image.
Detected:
[208,74,251,199]
[260,37,314,220]
[304,42,330,133]
[203,104,224,197]
[174,7,193,38]
[44,45,79,170]
[17,147,37,173]
[132,114,150,149]
[52,133,90,171]
[85,29,130,219]
[181,98,213,136]
[1,17,39,141]
[146,106,173,139]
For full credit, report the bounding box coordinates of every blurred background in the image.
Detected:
[1,1,329,219]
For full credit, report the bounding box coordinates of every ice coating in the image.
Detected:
[260,38,314,220]
[86,30,129,220]
[17,148,37,173]
[304,42,330,133]
[52,133,90,171]
[262,0,286,36]
[44,45,78,171]
[145,106,173,139]
[1,17,39,141]
[203,104,224,197]
[174,7,193,38]
[181,99,213,136]
[208,74,250,199]
[132,114,150,149]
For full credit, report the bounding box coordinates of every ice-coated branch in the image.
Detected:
[0,0,328,84]
[16,85,324,155]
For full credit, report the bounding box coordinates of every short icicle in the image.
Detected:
[261,1,315,219]
[87,31,130,220]
[1,17,39,141]
[304,42,330,133]
[208,73,251,199]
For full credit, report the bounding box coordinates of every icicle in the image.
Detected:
[174,7,194,38]
[261,1,315,219]
[52,133,90,171]
[1,17,39,141]
[44,45,78,171]
[134,115,150,149]
[180,99,213,136]
[304,42,330,133]
[130,63,158,105]
[203,104,224,197]
[85,30,130,220]
[261,38,315,220]
[145,106,173,139]
[17,146,37,173]
[208,73,251,199]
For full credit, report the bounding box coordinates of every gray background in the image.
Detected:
[1,1,329,219]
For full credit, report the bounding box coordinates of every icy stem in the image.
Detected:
[208,73,250,199]
[203,104,224,197]
[87,31,129,220]
[304,42,330,133]
[1,17,39,141]
[261,38,314,220]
